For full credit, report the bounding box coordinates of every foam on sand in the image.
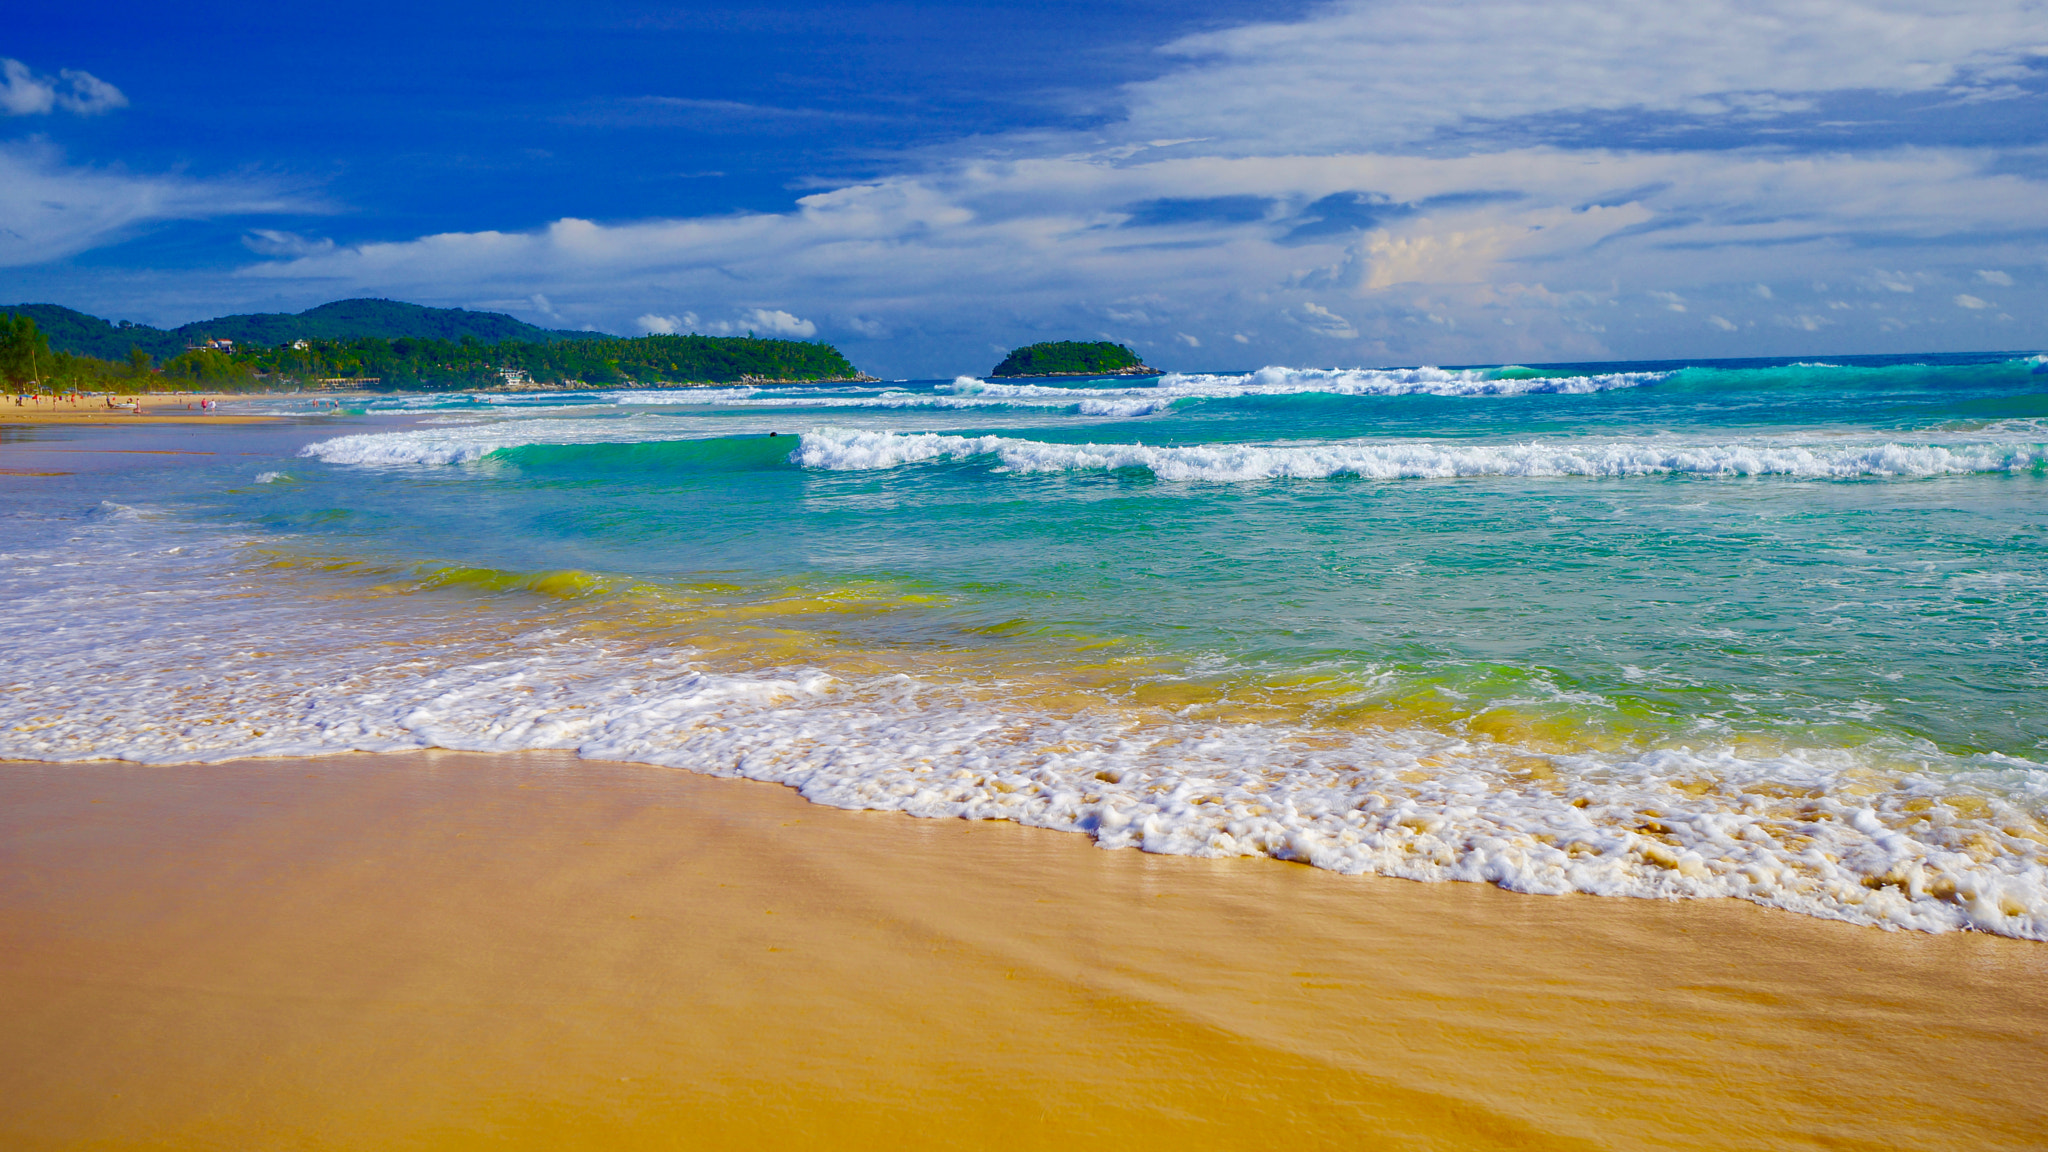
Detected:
[3,505,2044,941]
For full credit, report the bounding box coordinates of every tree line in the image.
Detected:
[1,312,866,393]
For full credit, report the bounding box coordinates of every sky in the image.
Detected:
[6,0,2047,376]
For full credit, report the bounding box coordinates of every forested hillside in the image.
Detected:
[235,332,864,388]
[0,301,868,391]
[1,298,587,361]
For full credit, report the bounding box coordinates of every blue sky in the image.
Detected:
[6,0,2046,375]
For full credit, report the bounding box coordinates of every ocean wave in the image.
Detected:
[937,364,1665,406]
[793,428,2048,481]
[1158,364,1666,397]
[298,416,745,466]
[2,509,2045,941]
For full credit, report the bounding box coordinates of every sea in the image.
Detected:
[5,353,2046,938]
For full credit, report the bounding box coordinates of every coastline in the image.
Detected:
[2,749,2042,1150]
[478,374,883,393]
[3,392,299,425]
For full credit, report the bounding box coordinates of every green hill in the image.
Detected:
[1,298,589,360]
[991,341,1156,377]
[230,332,867,389]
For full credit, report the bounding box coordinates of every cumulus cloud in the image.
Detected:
[637,312,693,335]
[1954,293,1992,309]
[1976,269,2014,285]
[1,58,127,115]
[1289,302,1359,338]
[232,143,2047,366]
[0,141,316,266]
[634,307,816,337]
[199,0,2048,369]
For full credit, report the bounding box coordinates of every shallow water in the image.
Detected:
[4,352,2045,937]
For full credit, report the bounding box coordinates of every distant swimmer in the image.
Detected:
[768,431,778,437]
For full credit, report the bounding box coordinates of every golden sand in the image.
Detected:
[2,750,2043,1151]
[2,393,293,425]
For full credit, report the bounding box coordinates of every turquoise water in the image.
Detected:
[5,353,2046,936]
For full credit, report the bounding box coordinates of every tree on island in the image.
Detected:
[990,341,1156,378]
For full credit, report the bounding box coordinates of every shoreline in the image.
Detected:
[2,749,2044,1149]
[3,391,308,425]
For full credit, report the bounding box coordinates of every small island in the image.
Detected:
[990,341,1157,378]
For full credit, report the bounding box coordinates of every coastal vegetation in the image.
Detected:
[1,303,869,392]
[990,341,1155,377]
[1,314,154,392]
[3,298,589,362]
[234,332,865,389]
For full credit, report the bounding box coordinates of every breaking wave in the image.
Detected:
[792,428,2048,481]
[2,507,2043,940]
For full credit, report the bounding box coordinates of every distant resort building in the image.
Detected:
[498,368,531,386]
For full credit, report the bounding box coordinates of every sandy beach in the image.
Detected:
[2,750,2043,1151]
[1,393,311,425]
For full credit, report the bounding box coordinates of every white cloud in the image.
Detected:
[637,312,694,335]
[1121,0,2048,152]
[1289,302,1359,338]
[1976,269,2014,285]
[171,0,2046,369]
[1954,293,1991,309]
[737,308,817,337]
[242,229,334,258]
[2,58,127,116]
[0,141,316,266]
[1175,332,1201,347]
[632,308,815,337]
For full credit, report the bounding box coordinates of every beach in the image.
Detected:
[3,364,2045,1147]
[0,392,311,426]
[4,749,2045,1151]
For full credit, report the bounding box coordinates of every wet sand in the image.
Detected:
[1,392,324,425]
[2,408,277,425]
[2,750,2043,1151]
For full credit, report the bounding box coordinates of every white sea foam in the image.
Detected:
[793,428,2048,481]
[2,506,2044,940]
[296,403,1138,469]
[299,415,746,466]
[349,364,1669,424]
[598,387,763,405]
